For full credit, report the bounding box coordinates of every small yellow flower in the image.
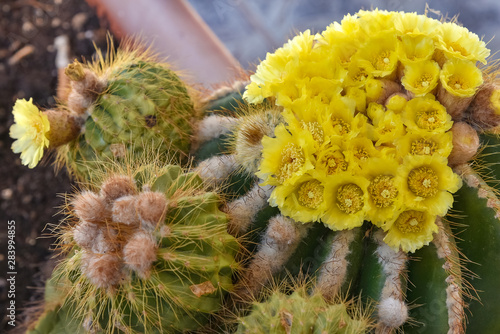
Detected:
[257,123,315,186]
[385,94,407,113]
[436,22,490,64]
[393,12,441,37]
[368,103,406,146]
[354,33,400,78]
[323,172,371,230]
[402,97,453,134]
[397,35,435,64]
[270,174,328,223]
[384,209,438,253]
[345,60,372,88]
[440,59,483,97]
[345,87,367,113]
[399,155,462,216]
[401,60,440,97]
[362,157,405,229]
[344,137,381,170]
[10,98,50,168]
[357,9,397,36]
[315,142,349,176]
[396,132,453,158]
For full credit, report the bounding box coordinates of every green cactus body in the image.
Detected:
[28,163,240,333]
[236,288,372,334]
[59,50,198,181]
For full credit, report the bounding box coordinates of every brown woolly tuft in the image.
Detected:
[135,191,168,231]
[112,195,139,226]
[100,175,137,202]
[437,84,474,121]
[44,109,83,147]
[72,220,101,249]
[81,252,124,289]
[448,122,480,166]
[123,232,157,279]
[468,81,500,129]
[72,190,111,224]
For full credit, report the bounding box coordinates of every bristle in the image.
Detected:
[72,191,111,224]
[135,191,168,231]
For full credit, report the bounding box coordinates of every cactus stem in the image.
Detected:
[234,215,309,301]
[433,218,466,334]
[224,183,274,236]
[372,230,409,332]
[315,229,356,301]
[194,114,239,146]
[194,154,238,186]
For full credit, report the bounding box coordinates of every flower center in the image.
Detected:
[416,74,433,89]
[416,109,442,130]
[368,175,398,208]
[319,150,348,175]
[277,143,304,183]
[336,183,364,214]
[396,210,426,233]
[448,75,469,90]
[301,121,324,144]
[374,51,392,70]
[353,147,370,161]
[410,138,437,155]
[297,180,324,209]
[331,118,351,135]
[407,166,439,197]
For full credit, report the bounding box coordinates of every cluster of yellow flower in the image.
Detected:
[246,10,489,252]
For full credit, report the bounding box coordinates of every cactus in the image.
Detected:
[192,10,500,333]
[235,283,373,334]
[10,41,199,180]
[27,156,240,333]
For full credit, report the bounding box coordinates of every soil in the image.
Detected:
[0,1,110,331]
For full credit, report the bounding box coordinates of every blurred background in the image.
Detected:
[1,0,500,330]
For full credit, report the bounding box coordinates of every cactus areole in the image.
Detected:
[192,10,500,333]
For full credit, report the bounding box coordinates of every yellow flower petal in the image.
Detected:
[9,98,50,168]
[440,59,483,97]
[436,22,490,64]
[401,60,440,97]
[402,97,453,134]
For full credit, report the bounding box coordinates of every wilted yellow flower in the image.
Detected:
[440,59,483,97]
[323,173,371,230]
[436,22,490,64]
[257,123,315,186]
[402,60,440,97]
[399,154,462,216]
[270,174,328,223]
[402,97,453,134]
[10,98,50,168]
[362,157,404,229]
[384,209,438,253]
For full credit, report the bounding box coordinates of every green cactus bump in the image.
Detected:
[28,161,240,333]
[236,284,373,334]
[10,41,199,180]
[191,10,500,333]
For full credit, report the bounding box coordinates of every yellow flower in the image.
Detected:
[243,30,315,104]
[385,94,407,113]
[354,32,400,78]
[384,209,438,253]
[399,154,462,216]
[345,87,367,113]
[317,18,360,67]
[440,59,483,97]
[270,174,328,223]
[397,35,435,64]
[10,98,50,168]
[436,22,490,64]
[323,172,371,230]
[402,97,453,134]
[362,157,405,229]
[396,132,453,158]
[357,9,397,36]
[326,96,359,138]
[344,137,382,170]
[401,60,440,97]
[368,103,406,146]
[257,123,315,186]
[345,60,372,88]
[393,12,441,37]
[315,142,349,176]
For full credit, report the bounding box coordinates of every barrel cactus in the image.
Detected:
[27,158,240,333]
[193,10,500,333]
[10,41,199,180]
